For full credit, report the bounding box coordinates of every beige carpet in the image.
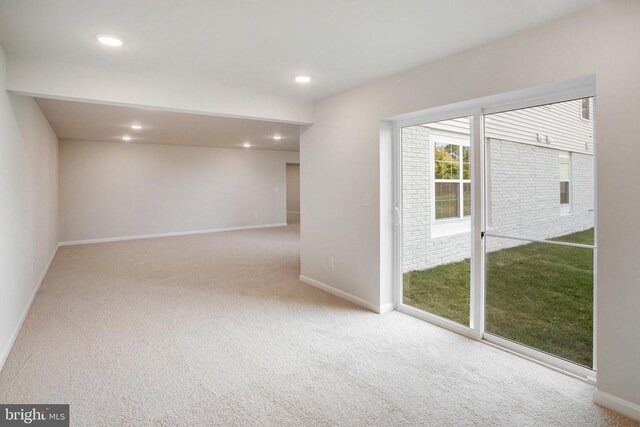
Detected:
[0,224,637,426]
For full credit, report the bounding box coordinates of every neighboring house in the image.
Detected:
[402,98,594,272]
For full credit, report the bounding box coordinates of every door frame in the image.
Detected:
[391,79,597,380]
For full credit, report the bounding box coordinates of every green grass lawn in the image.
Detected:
[403,228,594,367]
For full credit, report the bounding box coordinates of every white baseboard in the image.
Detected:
[299,275,390,314]
[594,390,640,421]
[59,223,288,246]
[379,302,395,314]
[0,244,59,373]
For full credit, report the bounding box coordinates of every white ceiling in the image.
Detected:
[36,98,300,151]
[0,0,603,102]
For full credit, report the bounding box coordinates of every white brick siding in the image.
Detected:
[485,138,594,253]
[402,128,594,273]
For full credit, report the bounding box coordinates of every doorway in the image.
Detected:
[286,163,300,224]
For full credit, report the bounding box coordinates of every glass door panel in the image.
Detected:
[483,97,595,368]
[401,117,472,327]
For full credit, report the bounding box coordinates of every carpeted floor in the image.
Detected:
[0,223,637,426]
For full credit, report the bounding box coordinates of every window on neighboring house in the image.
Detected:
[434,138,470,220]
[560,152,570,209]
[581,98,590,120]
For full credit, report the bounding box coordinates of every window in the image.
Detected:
[580,98,590,120]
[434,136,470,220]
[560,152,570,208]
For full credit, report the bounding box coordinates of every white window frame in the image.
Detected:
[430,130,471,237]
[560,152,571,214]
[580,98,591,121]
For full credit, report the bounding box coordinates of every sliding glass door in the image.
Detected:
[396,93,596,375]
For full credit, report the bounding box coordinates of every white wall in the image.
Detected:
[59,140,299,242]
[286,163,300,214]
[0,46,59,369]
[300,0,640,413]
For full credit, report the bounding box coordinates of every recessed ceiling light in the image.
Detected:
[295,76,311,83]
[122,135,132,141]
[273,135,282,140]
[243,143,251,148]
[131,124,142,130]
[97,34,124,47]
